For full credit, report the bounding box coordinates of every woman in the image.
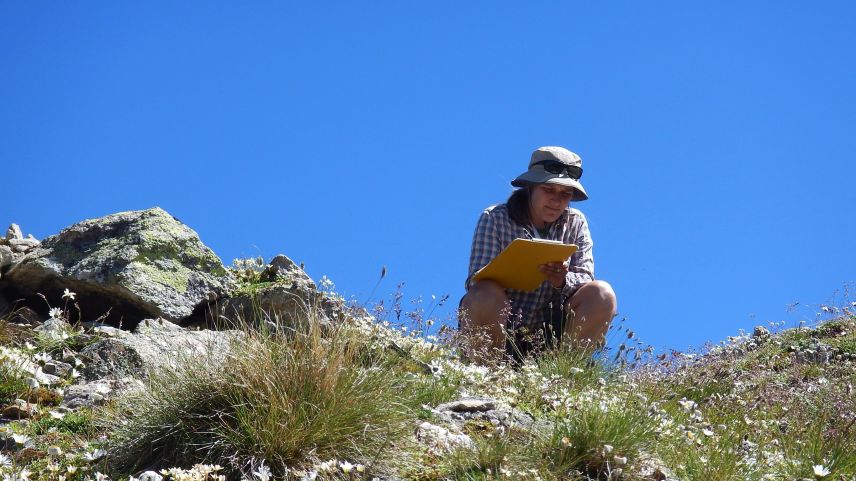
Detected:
[460,146,617,362]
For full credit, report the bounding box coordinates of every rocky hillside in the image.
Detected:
[1,208,854,481]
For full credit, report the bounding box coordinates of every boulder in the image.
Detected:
[0,208,236,328]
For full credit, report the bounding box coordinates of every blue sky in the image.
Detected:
[2,2,854,352]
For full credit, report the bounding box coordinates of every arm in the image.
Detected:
[560,212,594,298]
[465,208,503,291]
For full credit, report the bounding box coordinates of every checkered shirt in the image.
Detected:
[465,203,595,330]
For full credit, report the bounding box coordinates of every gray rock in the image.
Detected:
[433,396,552,434]
[436,396,497,413]
[80,318,235,381]
[2,208,236,327]
[34,318,69,336]
[267,254,317,291]
[6,224,23,241]
[219,283,324,328]
[8,239,40,255]
[416,421,474,454]
[79,338,147,381]
[43,361,73,377]
[0,245,13,270]
[62,378,147,410]
[752,326,770,339]
[213,254,349,330]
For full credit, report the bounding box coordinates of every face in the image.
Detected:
[529,183,575,227]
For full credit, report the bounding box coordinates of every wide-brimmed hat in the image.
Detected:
[511,146,588,201]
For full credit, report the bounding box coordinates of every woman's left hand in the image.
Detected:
[539,261,568,289]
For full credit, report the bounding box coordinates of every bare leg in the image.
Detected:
[564,280,617,348]
[459,280,509,362]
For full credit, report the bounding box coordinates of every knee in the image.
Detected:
[575,280,617,314]
[590,280,617,306]
[462,280,508,311]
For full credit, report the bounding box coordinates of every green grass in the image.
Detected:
[29,410,96,437]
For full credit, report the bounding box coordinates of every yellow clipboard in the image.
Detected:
[472,238,578,292]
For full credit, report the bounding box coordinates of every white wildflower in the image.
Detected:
[82,449,106,462]
[12,434,30,446]
[252,464,271,481]
[356,464,365,473]
[49,307,64,320]
[0,453,11,468]
[569,367,584,374]
[25,377,40,389]
[34,352,52,364]
[678,398,697,412]
[300,470,318,481]
[813,464,831,477]
[340,461,354,474]
[614,455,627,465]
[63,289,76,300]
[603,444,614,455]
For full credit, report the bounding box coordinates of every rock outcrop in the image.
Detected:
[218,254,344,328]
[0,208,236,329]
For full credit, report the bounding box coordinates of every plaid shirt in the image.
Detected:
[465,203,594,330]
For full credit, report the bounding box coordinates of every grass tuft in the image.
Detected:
[101,308,435,477]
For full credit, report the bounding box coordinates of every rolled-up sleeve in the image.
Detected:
[562,212,594,297]
[466,209,503,290]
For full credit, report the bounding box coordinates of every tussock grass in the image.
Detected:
[101,309,438,477]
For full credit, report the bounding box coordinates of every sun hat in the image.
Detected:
[511,146,589,201]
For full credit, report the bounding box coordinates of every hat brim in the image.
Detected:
[511,171,589,201]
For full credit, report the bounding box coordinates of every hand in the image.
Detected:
[539,261,568,289]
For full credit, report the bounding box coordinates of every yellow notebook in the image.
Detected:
[472,238,578,291]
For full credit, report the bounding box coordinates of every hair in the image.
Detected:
[506,186,532,227]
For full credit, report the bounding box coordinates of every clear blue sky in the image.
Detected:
[2,2,854,352]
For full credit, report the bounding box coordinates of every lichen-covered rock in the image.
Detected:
[1,208,236,328]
